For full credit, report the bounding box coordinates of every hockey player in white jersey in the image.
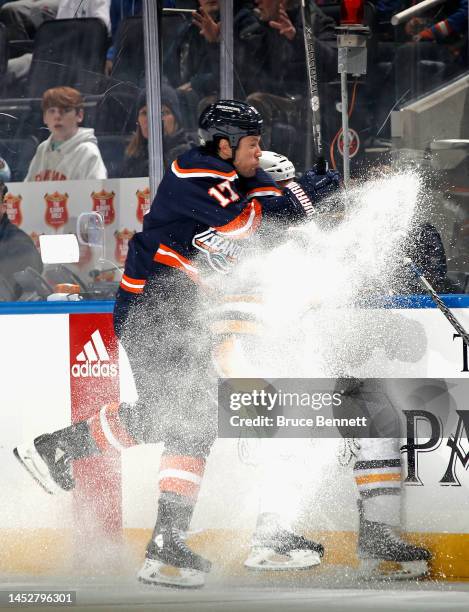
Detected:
[239,152,431,578]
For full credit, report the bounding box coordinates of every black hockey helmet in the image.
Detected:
[198,100,263,149]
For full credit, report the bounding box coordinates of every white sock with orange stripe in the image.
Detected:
[354,438,401,527]
[87,402,138,453]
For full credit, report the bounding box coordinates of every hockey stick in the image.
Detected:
[300,0,326,173]
[405,258,469,346]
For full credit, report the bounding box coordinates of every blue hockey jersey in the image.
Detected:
[119,147,301,296]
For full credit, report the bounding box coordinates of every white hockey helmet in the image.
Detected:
[259,151,295,183]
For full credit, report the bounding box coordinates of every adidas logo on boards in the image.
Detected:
[71,329,118,378]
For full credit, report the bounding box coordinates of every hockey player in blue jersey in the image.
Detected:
[13,100,340,588]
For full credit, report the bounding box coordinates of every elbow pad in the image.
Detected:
[284,181,317,220]
[284,168,341,220]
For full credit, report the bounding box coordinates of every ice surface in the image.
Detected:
[1,574,468,612]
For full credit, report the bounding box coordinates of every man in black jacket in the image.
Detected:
[238,0,336,150]
[0,181,43,299]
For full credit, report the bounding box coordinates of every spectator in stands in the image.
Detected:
[390,0,468,102]
[238,0,336,148]
[405,0,467,43]
[161,83,197,167]
[25,86,107,181]
[120,85,196,177]
[0,180,43,299]
[0,158,11,181]
[0,0,59,43]
[56,0,110,31]
[105,0,143,75]
[120,90,148,178]
[5,0,111,92]
[163,0,221,121]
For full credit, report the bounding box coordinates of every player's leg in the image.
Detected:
[137,439,214,588]
[245,511,324,571]
[136,275,216,588]
[13,401,140,494]
[244,439,324,571]
[14,293,150,494]
[354,437,431,579]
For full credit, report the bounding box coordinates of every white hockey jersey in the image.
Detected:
[25,128,108,182]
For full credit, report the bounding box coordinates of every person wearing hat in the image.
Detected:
[120,89,149,178]
[161,83,197,168]
[120,85,196,178]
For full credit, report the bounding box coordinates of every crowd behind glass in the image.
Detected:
[0,0,468,300]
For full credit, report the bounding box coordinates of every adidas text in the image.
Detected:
[71,361,118,378]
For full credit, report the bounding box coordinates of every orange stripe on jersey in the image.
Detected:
[172,160,238,181]
[215,199,262,239]
[120,274,146,294]
[160,455,206,476]
[154,244,199,282]
[246,186,282,198]
[355,473,401,486]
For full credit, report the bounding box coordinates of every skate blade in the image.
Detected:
[13,444,60,495]
[244,547,321,571]
[359,558,429,580]
[137,558,205,588]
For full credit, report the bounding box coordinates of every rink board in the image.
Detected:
[1,301,469,579]
[3,178,150,280]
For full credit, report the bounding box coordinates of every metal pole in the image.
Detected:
[143,0,164,199]
[220,0,234,99]
[391,0,447,26]
[336,27,369,190]
[340,64,350,188]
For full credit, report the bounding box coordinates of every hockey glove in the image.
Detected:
[284,168,341,220]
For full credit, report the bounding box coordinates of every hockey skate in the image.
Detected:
[13,434,75,495]
[138,526,211,588]
[358,517,431,580]
[245,515,324,571]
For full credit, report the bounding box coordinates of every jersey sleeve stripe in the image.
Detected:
[214,199,262,238]
[172,160,238,181]
[246,186,283,198]
[119,274,146,294]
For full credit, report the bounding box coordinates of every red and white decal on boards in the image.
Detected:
[69,313,122,544]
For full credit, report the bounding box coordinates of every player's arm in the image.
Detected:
[167,165,340,235]
[249,167,342,223]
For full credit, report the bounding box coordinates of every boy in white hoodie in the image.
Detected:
[25,86,107,181]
